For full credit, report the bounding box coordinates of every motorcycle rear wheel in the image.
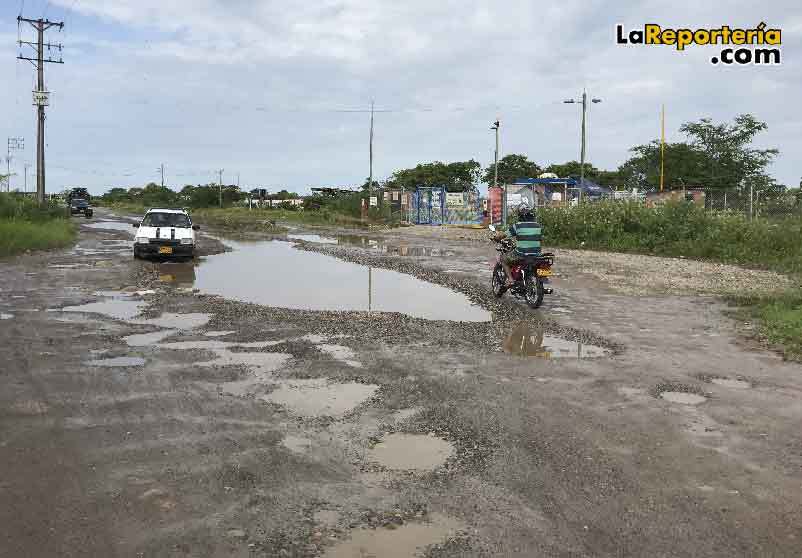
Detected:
[492,264,506,298]
[524,275,544,308]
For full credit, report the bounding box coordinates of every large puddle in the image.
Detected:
[368,433,455,471]
[503,322,610,359]
[324,513,464,558]
[193,240,489,322]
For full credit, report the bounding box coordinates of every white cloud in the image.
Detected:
[0,0,797,193]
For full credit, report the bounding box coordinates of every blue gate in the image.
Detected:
[411,187,445,225]
[408,186,482,225]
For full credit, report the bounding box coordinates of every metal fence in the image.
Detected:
[407,187,482,225]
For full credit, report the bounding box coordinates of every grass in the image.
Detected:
[538,200,802,274]
[730,289,802,361]
[0,194,75,257]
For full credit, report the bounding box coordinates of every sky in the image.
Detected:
[1,0,800,196]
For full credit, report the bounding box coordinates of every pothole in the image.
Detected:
[660,392,707,405]
[503,322,609,358]
[86,356,146,367]
[60,299,145,320]
[204,330,236,337]
[130,312,210,330]
[367,433,455,471]
[123,330,177,347]
[710,378,751,389]
[323,513,464,558]
[318,344,362,368]
[262,379,378,417]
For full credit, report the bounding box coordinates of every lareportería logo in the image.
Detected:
[616,23,782,65]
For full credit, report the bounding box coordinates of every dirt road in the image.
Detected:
[2,209,801,557]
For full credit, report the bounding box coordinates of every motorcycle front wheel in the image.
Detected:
[492,264,506,298]
[524,275,544,308]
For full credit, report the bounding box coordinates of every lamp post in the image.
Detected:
[564,91,601,203]
[490,119,503,225]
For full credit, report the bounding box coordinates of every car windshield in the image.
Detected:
[71,198,87,205]
[141,212,190,228]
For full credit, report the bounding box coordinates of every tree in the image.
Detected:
[385,160,481,192]
[618,141,709,190]
[679,114,778,193]
[482,154,541,186]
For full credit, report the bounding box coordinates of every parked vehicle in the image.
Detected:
[69,198,93,218]
[489,224,554,308]
[132,208,200,260]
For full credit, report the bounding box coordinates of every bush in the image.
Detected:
[538,200,802,273]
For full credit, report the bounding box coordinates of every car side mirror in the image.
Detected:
[192,225,200,230]
[132,223,139,228]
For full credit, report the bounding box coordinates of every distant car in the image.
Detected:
[69,198,93,218]
[132,208,199,260]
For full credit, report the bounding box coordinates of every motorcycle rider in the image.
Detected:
[494,202,543,287]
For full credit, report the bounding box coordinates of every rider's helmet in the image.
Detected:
[517,200,535,222]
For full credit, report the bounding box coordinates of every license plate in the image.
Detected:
[158,246,173,255]
[536,268,551,277]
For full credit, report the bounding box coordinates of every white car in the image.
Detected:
[132,208,199,260]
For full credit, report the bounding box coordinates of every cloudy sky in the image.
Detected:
[1,0,800,195]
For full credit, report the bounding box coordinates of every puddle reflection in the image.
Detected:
[192,240,489,322]
[503,322,609,359]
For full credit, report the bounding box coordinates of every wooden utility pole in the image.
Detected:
[369,100,374,205]
[17,16,64,204]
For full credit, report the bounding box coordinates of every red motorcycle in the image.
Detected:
[489,225,554,308]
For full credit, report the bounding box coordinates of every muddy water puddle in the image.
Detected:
[263,379,378,417]
[503,322,610,358]
[0,313,13,320]
[193,240,489,321]
[84,221,135,234]
[711,378,751,389]
[130,312,210,329]
[123,330,177,346]
[368,433,455,471]
[86,356,146,367]
[60,299,145,320]
[661,391,707,405]
[324,513,464,558]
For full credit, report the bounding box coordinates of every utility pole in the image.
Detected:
[490,120,502,225]
[24,162,31,194]
[157,163,165,188]
[564,90,601,204]
[218,168,224,208]
[6,138,24,192]
[17,16,64,205]
[369,100,375,207]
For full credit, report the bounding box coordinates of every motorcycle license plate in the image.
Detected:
[158,246,173,255]
[536,268,552,277]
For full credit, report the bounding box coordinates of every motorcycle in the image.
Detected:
[489,224,554,308]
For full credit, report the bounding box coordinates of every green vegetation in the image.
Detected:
[730,290,802,362]
[538,200,802,274]
[0,194,75,257]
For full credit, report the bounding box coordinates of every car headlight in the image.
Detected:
[180,238,194,245]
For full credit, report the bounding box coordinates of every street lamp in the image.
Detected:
[490,120,504,225]
[564,91,601,202]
